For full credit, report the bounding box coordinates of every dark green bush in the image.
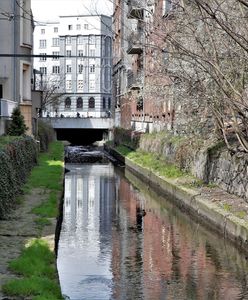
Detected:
[0,136,38,219]
[113,127,141,150]
[7,107,28,136]
[38,121,55,152]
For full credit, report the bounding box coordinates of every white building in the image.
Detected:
[33,15,112,118]
[0,0,33,134]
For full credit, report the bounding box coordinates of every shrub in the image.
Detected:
[0,136,38,219]
[38,120,54,152]
[113,127,141,150]
[7,107,28,136]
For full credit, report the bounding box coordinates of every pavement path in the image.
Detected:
[0,188,58,300]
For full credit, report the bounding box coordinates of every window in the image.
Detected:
[54,27,58,33]
[90,49,95,57]
[78,36,84,44]
[68,25,73,30]
[78,64,83,73]
[66,37,71,45]
[108,98,111,109]
[0,84,3,98]
[89,35,95,44]
[66,80,72,90]
[39,53,46,61]
[90,65,95,73]
[84,24,89,30]
[77,80,83,90]
[41,29,45,34]
[88,97,95,109]
[39,39,47,49]
[163,0,172,15]
[78,50,84,57]
[103,97,106,109]
[108,97,111,109]
[65,97,71,108]
[89,80,95,90]
[52,51,60,60]
[52,66,60,74]
[162,48,169,64]
[66,50,72,57]
[66,65,72,73]
[52,38,59,47]
[77,97,83,108]
[39,67,47,75]
[76,24,81,30]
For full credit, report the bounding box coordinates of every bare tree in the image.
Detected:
[147,0,248,152]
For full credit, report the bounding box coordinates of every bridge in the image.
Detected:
[40,117,114,145]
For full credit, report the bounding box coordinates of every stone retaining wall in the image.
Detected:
[139,134,248,200]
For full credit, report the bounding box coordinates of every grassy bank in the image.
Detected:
[116,145,185,178]
[27,141,64,229]
[2,141,64,299]
[2,240,63,300]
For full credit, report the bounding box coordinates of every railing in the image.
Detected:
[127,30,144,54]
[127,0,145,19]
[0,98,17,117]
[127,70,143,89]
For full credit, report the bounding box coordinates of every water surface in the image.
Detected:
[57,163,248,300]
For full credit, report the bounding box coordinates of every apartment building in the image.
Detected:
[113,0,175,132]
[33,15,112,118]
[0,0,33,134]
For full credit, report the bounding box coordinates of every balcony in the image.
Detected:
[127,31,144,55]
[127,0,144,19]
[127,71,143,90]
[0,98,16,117]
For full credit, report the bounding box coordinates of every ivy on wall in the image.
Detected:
[113,127,141,150]
[0,136,38,219]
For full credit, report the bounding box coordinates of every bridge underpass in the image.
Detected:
[40,117,113,145]
[56,128,109,145]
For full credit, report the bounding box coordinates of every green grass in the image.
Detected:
[222,203,232,212]
[116,145,134,156]
[235,211,246,219]
[32,191,59,218]
[116,145,185,178]
[2,141,64,299]
[25,141,64,192]
[2,239,63,299]
[35,217,52,229]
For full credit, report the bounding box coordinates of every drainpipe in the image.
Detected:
[13,0,17,103]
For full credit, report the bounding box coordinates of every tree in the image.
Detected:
[7,107,28,136]
[143,0,248,152]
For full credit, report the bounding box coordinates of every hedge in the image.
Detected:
[0,136,38,219]
[38,120,55,152]
[113,127,141,150]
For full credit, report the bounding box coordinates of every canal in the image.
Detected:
[57,159,248,300]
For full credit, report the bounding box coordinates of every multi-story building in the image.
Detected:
[113,0,175,132]
[0,0,33,135]
[33,15,112,118]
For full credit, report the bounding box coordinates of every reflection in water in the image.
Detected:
[57,164,248,300]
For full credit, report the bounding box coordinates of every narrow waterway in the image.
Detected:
[57,161,248,300]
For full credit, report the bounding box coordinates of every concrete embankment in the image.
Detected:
[105,145,248,254]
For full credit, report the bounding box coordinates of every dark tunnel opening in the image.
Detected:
[56,128,108,145]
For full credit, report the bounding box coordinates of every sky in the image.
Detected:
[31,0,113,23]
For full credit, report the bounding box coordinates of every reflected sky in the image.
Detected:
[57,163,248,300]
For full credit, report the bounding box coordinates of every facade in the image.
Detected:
[0,0,33,135]
[33,15,112,118]
[112,0,176,132]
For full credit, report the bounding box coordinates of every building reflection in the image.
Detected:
[58,163,248,300]
[114,173,248,300]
